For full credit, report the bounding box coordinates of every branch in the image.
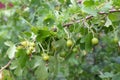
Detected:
[63,20,80,27]
[63,9,120,27]
[0,59,13,72]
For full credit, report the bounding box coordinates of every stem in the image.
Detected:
[63,9,120,27]
[0,59,13,72]
[38,42,45,53]
[83,20,94,37]
[20,17,33,27]
[64,27,70,39]
[83,20,90,32]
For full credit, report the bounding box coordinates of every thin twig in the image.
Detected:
[0,59,13,72]
[38,42,46,53]
[63,9,120,27]
[63,20,80,27]
[20,17,33,27]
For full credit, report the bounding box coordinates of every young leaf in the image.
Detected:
[4,41,14,47]
[104,17,112,27]
[6,45,16,59]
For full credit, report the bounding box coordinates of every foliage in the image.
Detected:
[0,0,120,80]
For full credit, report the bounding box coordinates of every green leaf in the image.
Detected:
[36,30,51,42]
[32,56,42,69]
[55,72,66,80]
[82,0,97,16]
[99,2,112,12]
[83,0,94,6]
[112,73,120,80]
[108,12,120,22]
[3,69,14,80]
[43,12,55,26]
[18,53,29,68]
[22,31,32,38]
[99,72,114,78]
[91,65,99,74]
[15,49,29,68]
[59,63,69,78]
[14,67,23,76]
[113,0,120,6]
[69,57,79,66]
[112,56,120,64]
[51,38,66,51]
[31,27,40,34]
[15,49,24,58]
[104,17,112,27]
[6,44,16,59]
[85,33,92,51]
[80,37,86,43]
[82,6,97,16]
[10,60,18,70]
[48,56,57,76]
[35,60,48,80]
[70,0,76,5]
[43,17,55,26]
